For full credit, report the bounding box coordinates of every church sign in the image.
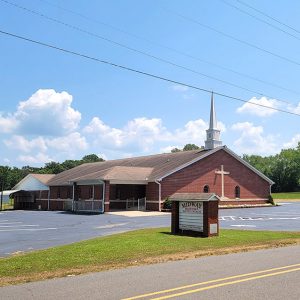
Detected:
[179,201,203,232]
[170,193,220,237]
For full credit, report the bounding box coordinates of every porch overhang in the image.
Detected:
[68,179,105,186]
[109,180,148,185]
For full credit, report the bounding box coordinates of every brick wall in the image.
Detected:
[161,149,270,201]
[50,185,104,200]
[50,186,72,199]
[146,182,159,201]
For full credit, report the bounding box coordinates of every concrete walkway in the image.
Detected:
[108,210,170,217]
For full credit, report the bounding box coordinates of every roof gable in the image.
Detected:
[158,146,274,185]
[13,174,55,191]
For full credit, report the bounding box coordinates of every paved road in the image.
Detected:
[1,202,300,256]
[1,245,300,299]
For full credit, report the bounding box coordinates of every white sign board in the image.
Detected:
[210,223,218,234]
[179,201,203,232]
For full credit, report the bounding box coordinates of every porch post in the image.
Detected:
[104,180,110,212]
[72,182,77,212]
[92,185,95,211]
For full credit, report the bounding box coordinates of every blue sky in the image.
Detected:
[0,0,300,167]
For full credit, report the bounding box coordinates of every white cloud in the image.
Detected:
[231,122,277,155]
[1,88,229,165]
[1,89,81,136]
[83,117,124,148]
[46,132,88,152]
[84,117,171,152]
[4,135,47,153]
[0,113,17,133]
[18,153,53,165]
[288,102,300,114]
[171,84,189,92]
[84,117,216,154]
[4,133,88,157]
[174,119,207,143]
[237,97,280,117]
[283,134,300,149]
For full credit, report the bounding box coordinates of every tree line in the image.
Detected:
[1,143,299,192]
[0,154,104,191]
[243,142,300,192]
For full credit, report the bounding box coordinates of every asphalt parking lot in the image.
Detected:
[0,202,299,257]
[0,210,170,257]
[220,202,300,231]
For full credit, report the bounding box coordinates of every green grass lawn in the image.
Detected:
[0,228,300,286]
[272,192,300,200]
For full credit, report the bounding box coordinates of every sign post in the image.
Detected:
[170,193,220,237]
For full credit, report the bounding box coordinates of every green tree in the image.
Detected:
[243,144,300,192]
[171,144,201,153]
[82,154,104,163]
[183,144,200,151]
[171,148,181,153]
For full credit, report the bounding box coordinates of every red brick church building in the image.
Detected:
[43,94,273,212]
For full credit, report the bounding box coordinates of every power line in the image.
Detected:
[163,7,300,68]
[38,0,300,96]
[220,0,300,42]
[0,0,294,105]
[237,0,300,36]
[0,28,299,117]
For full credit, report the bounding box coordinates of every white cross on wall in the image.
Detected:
[215,165,230,199]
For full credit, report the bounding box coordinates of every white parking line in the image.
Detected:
[231,225,256,228]
[0,228,57,232]
[95,223,128,229]
[0,222,24,225]
[0,225,40,228]
[220,216,300,221]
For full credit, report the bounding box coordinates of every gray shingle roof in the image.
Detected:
[169,192,220,201]
[47,149,211,186]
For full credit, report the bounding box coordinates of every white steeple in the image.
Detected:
[205,92,222,150]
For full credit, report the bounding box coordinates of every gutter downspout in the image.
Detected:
[155,179,162,212]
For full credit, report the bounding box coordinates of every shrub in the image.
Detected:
[163,198,172,209]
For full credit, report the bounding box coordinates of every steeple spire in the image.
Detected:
[205,92,222,150]
[209,92,217,129]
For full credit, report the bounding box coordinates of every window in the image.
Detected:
[67,188,71,199]
[235,186,240,198]
[57,188,61,199]
[203,185,210,193]
[77,187,81,199]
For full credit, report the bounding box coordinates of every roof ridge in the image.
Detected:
[83,149,205,166]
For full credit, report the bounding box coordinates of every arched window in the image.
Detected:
[203,185,210,193]
[235,186,240,198]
